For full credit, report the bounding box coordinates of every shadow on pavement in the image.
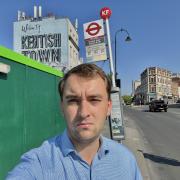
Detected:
[142,110,149,112]
[138,150,180,166]
[168,104,180,108]
[142,110,168,113]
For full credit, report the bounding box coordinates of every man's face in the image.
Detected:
[61,74,112,145]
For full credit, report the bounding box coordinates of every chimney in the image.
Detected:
[22,12,26,20]
[34,6,37,18]
[39,6,42,18]
[18,10,21,21]
[75,18,78,32]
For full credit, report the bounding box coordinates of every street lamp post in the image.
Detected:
[114,28,132,84]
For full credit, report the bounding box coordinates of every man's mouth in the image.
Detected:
[77,122,93,128]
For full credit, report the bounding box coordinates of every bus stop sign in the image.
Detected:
[100,7,112,20]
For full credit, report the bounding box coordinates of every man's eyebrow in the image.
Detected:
[88,95,103,99]
[64,95,79,99]
[64,95,103,99]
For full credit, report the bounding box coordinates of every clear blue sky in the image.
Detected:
[1,0,180,95]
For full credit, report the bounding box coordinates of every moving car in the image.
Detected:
[149,100,168,112]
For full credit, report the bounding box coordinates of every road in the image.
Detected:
[123,106,180,180]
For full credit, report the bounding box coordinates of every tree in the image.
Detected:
[122,95,132,105]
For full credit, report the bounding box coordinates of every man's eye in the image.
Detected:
[90,99,101,102]
[68,99,79,103]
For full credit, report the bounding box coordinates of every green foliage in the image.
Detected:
[122,95,132,105]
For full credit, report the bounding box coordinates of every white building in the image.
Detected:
[14,6,81,72]
[132,80,141,96]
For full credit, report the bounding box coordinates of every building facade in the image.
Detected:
[14,6,81,72]
[132,80,142,104]
[171,73,180,102]
[132,80,141,97]
[135,67,172,104]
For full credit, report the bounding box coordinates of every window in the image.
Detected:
[149,85,156,93]
[149,76,155,83]
[70,46,72,58]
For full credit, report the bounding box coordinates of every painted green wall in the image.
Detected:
[0,47,66,179]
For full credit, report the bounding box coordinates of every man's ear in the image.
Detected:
[107,100,112,116]
[60,100,64,115]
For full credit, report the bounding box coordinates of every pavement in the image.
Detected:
[102,108,151,180]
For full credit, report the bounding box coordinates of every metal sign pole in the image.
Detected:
[100,7,125,142]
[105,18,116,87]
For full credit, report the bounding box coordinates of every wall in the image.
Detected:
[0,46,65,179]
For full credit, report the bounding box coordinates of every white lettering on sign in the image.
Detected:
[100,7,112,20]
[102,10,110,16]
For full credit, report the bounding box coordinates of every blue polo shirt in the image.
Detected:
[6,130,142,180]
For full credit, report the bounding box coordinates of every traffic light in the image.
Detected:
[116,78,121,88]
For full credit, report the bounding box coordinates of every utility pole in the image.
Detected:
[100,7,125,141]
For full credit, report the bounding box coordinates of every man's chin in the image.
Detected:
[76,133,100,144]
[68,129,100,144]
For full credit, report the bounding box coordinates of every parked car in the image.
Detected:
[149,100,168,112]
[176,99,180,103]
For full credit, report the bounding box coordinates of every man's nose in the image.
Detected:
[79,100,90,118]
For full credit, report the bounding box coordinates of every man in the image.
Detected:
[6,64,142,180]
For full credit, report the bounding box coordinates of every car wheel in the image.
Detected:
[164,109,167,112]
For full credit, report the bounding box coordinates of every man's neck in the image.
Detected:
[73,137,101,165]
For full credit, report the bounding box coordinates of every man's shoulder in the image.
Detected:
[6,134,63,179]
[22,134,62,162]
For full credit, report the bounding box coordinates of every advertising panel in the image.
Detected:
[110,87,125,140]
[83,19,107,62]
[14,18,69,68]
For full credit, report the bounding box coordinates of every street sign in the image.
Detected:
[100,7,112,20]
[84,19,104,39]
[83,19,107,62]
[86,22,102,36]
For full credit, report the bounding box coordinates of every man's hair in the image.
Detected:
[58,63,111,101]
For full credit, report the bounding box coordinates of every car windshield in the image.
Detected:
[154,100,165,103]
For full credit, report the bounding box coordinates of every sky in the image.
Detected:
[0,0,180,95]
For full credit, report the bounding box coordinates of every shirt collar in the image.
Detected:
[60,129,76,156]
[59,130,110,158]
[97,136,110,159]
